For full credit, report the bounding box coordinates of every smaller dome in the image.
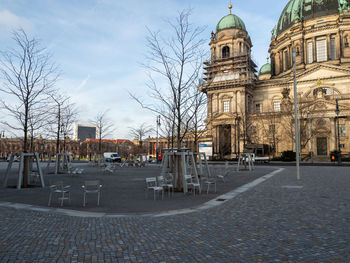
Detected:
[259,63,271,75]
[216,14,246,32]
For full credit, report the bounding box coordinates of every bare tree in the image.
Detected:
[0,29,58,152]
[231,103,254,155]
[28,105,51,152]
[187,84,207,152]
[130,9,206,149]
[89,110,114,155]
[253,108,281,157]
[158,108,176,148]
[59,99,78,153]
[48,94,69,153]
[0,29,58,187]
[129,123,153,147]
[281,100,312,152]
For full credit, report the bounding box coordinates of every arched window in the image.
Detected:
[222,46,230,58]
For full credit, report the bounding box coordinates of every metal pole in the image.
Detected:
[156,115,160,162]
[335,99,342,165]
[309,117,313,163]
[293,49,300,180]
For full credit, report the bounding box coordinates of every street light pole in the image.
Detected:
[0,131,4,159]
[293,49,301,180]
[156,115,160,162]
[335,99,342,165]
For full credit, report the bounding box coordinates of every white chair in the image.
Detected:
[201,169,217,194]
[104,164,115,174]
[184,174,201,196]
[145,177,164,200]
[157,175,174,197]
[29,172,40,184]
[48,181,71,206]
[216,161,229,182]
[82,180,102,206]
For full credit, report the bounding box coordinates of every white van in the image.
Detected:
[103,152,121,162]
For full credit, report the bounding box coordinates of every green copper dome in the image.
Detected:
[216,14,246,32]
[276,0,344,36]
[259,63,271,75]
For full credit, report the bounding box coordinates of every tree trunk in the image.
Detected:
[23,104,29,187]
[56,105,61,153]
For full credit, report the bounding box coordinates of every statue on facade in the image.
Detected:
[281,88,292,112]
[210,31,215,42]
[282,88,290,99]
[339,0,349,12]
[271,26,277,39]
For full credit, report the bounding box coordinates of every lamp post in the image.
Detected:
[156,115,161,162]
[292,49,300,180]
[0,131,4,159]
[335,99,342,165]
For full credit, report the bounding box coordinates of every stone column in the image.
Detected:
[336,33,340,59]
[236,91,241,113]
[213,125,218,155]
[339,30,343,58]
[241,90,246,114]
[289,44,292,69]
[327,34,331,59]
[208,94,213,117]
[231,124,235,154]
[279,50,283,72]
[313,37,316,62]
[300,39,305,64]
[233,91,237,114]
[216,94,220,113]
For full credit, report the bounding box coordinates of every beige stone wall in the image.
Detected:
[202,12,350,159]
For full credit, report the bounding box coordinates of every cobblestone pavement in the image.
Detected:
[1,166,350,262]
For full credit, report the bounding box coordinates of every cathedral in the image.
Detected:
[201,0,350,160]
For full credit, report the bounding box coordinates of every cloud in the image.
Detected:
[0,9,33,31]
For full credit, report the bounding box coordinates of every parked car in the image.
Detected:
[103,152,122,162]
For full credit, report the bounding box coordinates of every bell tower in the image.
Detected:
[202,5,257,158]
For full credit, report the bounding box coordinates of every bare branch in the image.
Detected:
[0,30,59,152]
[131,9,206,148]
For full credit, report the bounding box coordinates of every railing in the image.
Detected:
[204,52,251,66]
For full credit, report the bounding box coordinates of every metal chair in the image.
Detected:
[48,181,71,206]
[145,177,164,200]
[216,161,229,182]
[184,174,201,196]
[201,168,217,194]
[157,175,174,197]
[82,180,102,206]
[29,172,40,184]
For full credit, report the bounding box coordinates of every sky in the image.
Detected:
[0,0,289,140]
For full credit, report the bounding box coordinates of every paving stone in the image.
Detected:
[1,166,350,262]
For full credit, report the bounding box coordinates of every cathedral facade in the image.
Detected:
[202,0,350,160]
